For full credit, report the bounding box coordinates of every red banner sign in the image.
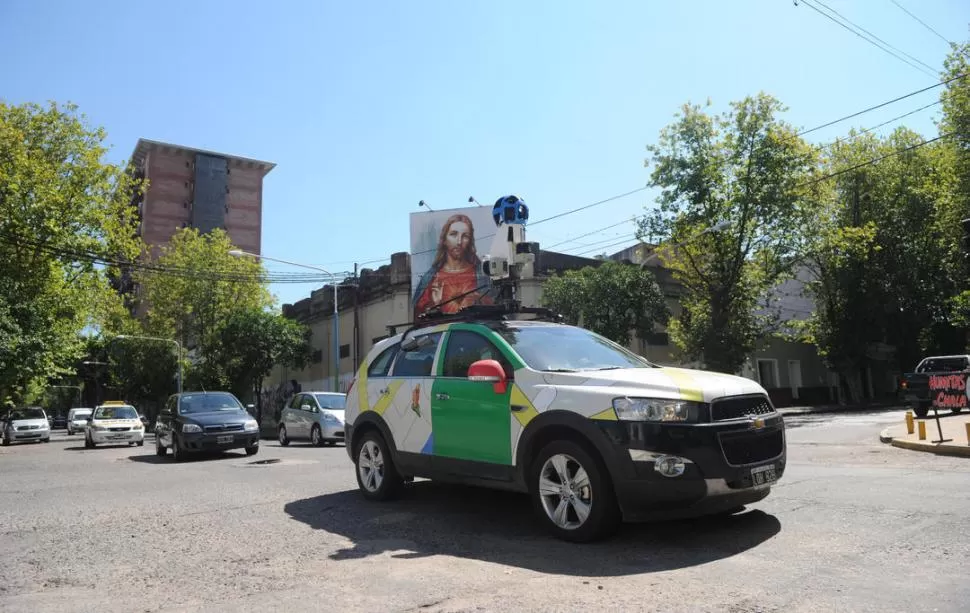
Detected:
[929,373,968,409]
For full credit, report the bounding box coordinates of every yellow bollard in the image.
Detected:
[918,421,926,441]
[905,411,914,435]
[965,423,970,446]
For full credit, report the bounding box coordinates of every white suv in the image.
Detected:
[344,318,786,542]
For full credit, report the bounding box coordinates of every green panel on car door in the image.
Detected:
[430,326,515,465]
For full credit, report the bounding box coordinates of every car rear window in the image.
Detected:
[918,358,969,373]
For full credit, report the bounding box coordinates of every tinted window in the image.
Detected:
[391,333,442,377]
[367,344,400,377]
[178,393,243,414]
[497,325,653,372]
[313,393,346,409]
[918,357,969,373]
[94,406,138,420]
[443,330,511,378]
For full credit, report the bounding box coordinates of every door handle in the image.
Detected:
[436,393,450,401]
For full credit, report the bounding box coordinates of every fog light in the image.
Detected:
[654,455,686,478]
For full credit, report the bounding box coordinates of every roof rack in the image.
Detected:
[387,304,563,339]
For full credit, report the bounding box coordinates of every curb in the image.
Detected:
[879,428,893,444]
[890,438,970,458]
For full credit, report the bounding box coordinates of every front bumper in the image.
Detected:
[321,423,346,442]
[7,429,50,441]
[178,431,259,452]
[69,422,88,432]
[596,416,786,521]
[91,429,144,444]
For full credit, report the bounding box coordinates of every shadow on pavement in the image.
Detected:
[284,481,781,576]
[127,451,245,464]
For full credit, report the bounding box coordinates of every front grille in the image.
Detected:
[718,429,784,466]
[17,425,40,431]
[109,427,130,432]
[204,424,244,433]
[710,395,774,422]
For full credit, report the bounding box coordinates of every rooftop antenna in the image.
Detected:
[418,199,434,212]
[468,196,483,207]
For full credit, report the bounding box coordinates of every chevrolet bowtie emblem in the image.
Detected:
[750,417,765,429]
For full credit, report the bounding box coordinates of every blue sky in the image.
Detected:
[2,0,966,306]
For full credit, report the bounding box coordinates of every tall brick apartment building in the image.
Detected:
[129,138,275,255]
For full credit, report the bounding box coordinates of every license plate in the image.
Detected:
[109,434,127,440]
[217,435,233,444]
[751,464,777,486]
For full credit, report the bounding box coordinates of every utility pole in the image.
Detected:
[353,263,361,372]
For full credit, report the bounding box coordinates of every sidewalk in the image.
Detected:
[879,413,970,458]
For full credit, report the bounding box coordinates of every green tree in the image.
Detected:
[210,308,312,423]
[0,101,142,404]
[541,261,669,347]
[638,94,820,373]
[135,227,272,388]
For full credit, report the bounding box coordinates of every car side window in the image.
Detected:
[367,343,400,377]
[443,330,513,378]
[288,394,304,410]
[390,333,442,378]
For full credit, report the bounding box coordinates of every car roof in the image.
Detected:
[304,391,345,396]
[366,319,571,361]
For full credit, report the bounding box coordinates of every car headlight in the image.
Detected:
[243,420,259,432]
[611,397,700,422]
[132,422,143,430]
[182,423,202,433]
[92,425,106,431]
[321,412,341,425]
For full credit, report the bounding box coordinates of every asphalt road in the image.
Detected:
[1,410,968,613]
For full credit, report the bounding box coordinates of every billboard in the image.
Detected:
[410,206,497,320]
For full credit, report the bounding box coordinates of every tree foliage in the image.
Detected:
[209,308,312,423]
[0,101,142,404]
[638,93,820,373]
[136,227,272,364]
[541,261,669,347]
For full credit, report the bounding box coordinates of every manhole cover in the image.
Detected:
[248,458,282,465]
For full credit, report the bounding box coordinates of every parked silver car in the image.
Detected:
[278,392,346,447]
[1,407,51,445]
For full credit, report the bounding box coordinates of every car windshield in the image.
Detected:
[497,324,654,372]
[71,410,92,419]
[178,393,243,414]
[314,394,346,410]
[94,406,138,420]
[8,408,45,420]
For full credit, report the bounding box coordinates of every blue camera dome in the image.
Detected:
[492,195,529,226]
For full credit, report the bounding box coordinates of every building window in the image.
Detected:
[339,344,350,359]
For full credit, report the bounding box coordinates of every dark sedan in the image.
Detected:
[154,391,259,461]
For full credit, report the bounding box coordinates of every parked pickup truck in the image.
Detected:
[900,355,970,417]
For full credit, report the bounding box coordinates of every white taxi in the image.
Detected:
[85,402,145,448]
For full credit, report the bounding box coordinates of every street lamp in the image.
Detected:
[114,334,182,393]
[640,220,731,267]
[229,249,341,392]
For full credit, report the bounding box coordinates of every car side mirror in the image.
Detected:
[301,404,313,412]
[468,359,508,394]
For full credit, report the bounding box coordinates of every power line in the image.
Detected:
[799,132,953,188]
[573,236,642,258]
[796,0,936,78]
[889,0,952,46]
[810,0,937,74]
[560,232,639,254]
[530,186,649,226]
[797,72,964,137]
[818,99,942,150]
[543,217,637,249]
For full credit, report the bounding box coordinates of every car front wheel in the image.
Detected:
[278,425,290,447]
[530,440,620,543]
[245,444,259,456]
[354,431,403,501]
[311,425,324,447]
